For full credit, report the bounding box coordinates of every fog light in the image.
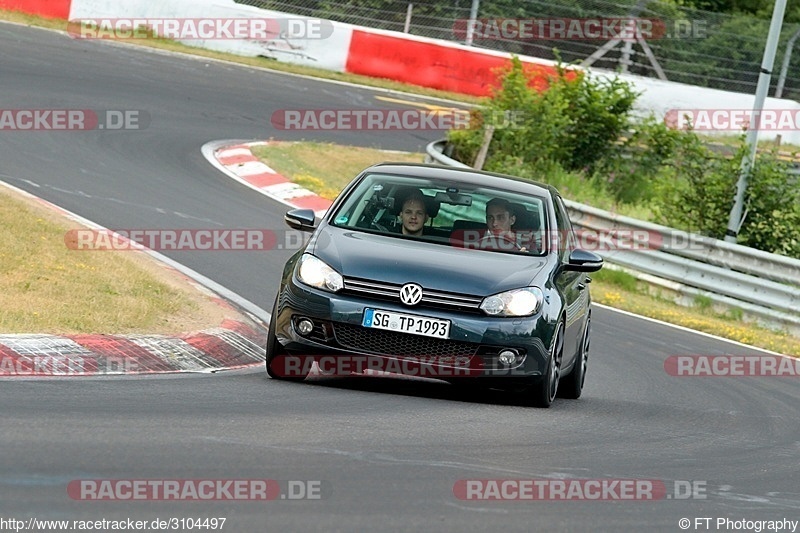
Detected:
[296,318,314,336]
[498,349,517,365]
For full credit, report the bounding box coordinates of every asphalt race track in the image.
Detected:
[1,23,799,532]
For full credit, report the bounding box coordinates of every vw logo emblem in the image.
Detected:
[399,283,423,306]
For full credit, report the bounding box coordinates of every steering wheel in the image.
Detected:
[479,233,523,250]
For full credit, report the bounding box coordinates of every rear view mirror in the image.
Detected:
[434,191,472,206]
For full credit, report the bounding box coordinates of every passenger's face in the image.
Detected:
[400,199,427,235]
[486,205,515,234]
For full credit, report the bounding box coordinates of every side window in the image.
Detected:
[553,196,576,260]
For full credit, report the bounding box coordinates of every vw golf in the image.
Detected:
[265,163,603,407]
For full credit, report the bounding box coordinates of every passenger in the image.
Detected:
[398,191,430,237]
[485,198,516,240]
[484,198,531,251]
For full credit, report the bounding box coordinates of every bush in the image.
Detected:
[592,117,683,204]
[650,134,738,238]
[652,138,800,257]
[737,152,800,257]
[445,56,800,258]
[448,57,638,172]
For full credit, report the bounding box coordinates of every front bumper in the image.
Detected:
[272,276,555,383]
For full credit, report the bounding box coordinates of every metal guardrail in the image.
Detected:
[425,139,800,335]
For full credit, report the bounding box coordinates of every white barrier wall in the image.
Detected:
[68,0,352,72]
[341,24,800,143]
[68,0,800,143]
[612,70,800,144]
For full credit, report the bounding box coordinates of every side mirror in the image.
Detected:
[564,249,604,272]
[284,209,316,232]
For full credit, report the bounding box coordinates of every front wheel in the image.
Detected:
[265,296,309,381]
[522,322,564,408]
[559,315,590,399]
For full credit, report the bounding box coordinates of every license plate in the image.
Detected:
[362,308,450,339]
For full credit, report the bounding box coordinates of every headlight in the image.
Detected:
[480,287,543,317]
[297,254,343,292]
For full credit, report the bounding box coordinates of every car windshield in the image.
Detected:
[330,172,548,256]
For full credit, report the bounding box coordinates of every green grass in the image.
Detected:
[592,268,639,293]
[0,187,223,334]
[252,141,425,199]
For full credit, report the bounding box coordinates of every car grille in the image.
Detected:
[332,323,479,358]
[342,277,483,313]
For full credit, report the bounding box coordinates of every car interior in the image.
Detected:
[338,176,546,254]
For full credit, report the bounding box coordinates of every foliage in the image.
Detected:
[448,57,638,173]
[446,57,800,258]
[736,151,800,256]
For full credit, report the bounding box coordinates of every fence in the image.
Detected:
[235,0,800,100]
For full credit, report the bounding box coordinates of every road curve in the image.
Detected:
[1,23,799,532]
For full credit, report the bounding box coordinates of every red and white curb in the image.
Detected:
[210,141,332,217]
[0,180,270,378]
[0,320,266,377]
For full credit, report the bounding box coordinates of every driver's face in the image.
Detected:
[400,198,428,235]
[486,205,515,234]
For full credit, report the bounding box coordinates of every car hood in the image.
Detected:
[309,226,549,295]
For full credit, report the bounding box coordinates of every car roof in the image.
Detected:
[361,163,557,199]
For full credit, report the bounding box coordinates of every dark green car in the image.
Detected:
[266,163,603,407]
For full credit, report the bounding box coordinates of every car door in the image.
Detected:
[553,195,587,366]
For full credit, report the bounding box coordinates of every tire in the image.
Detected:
[523,322,564,408]
[559,314,590,400]
[265,296,309,381]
